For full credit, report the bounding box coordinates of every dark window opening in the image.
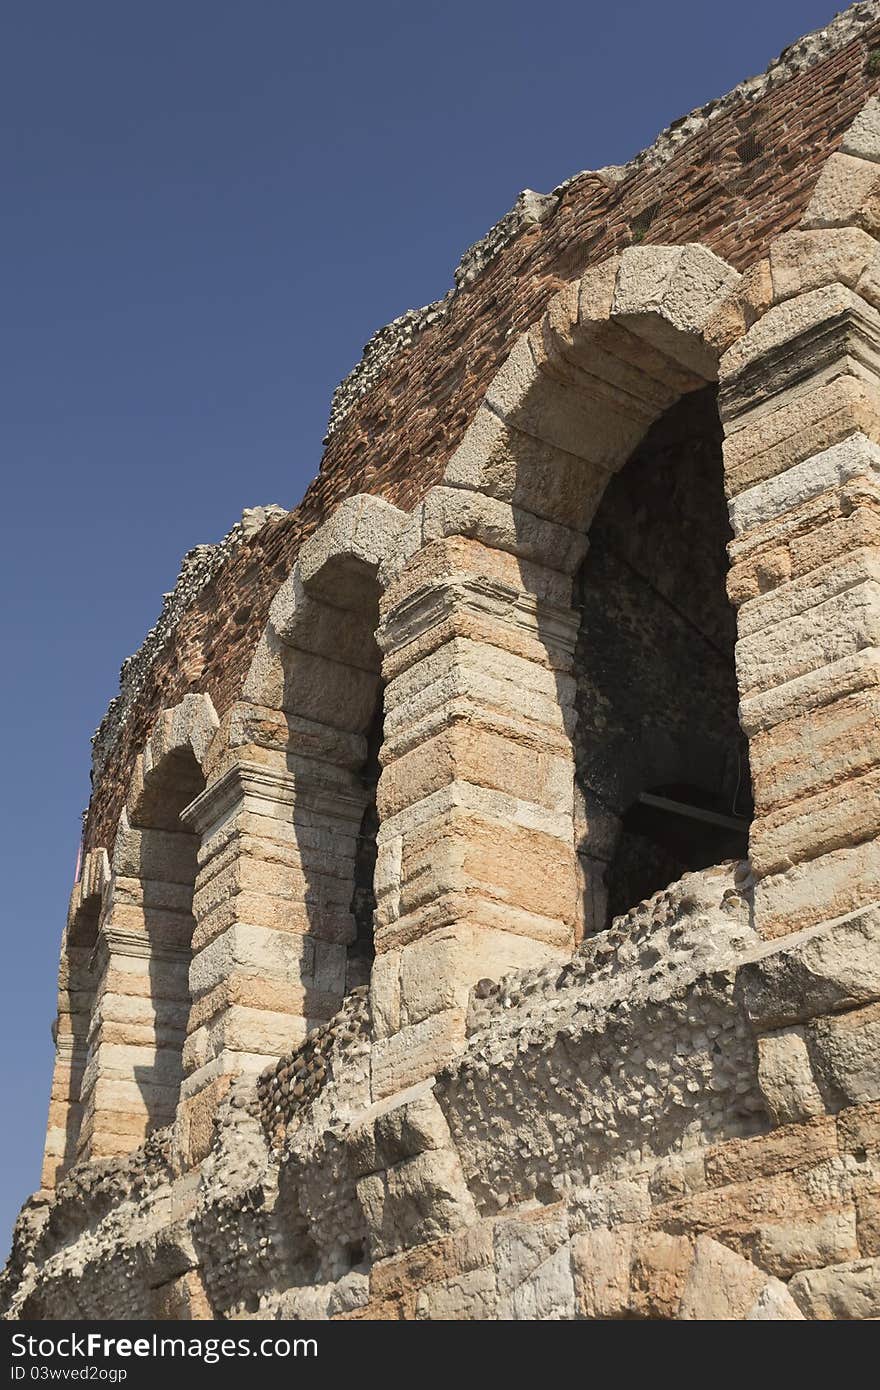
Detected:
[347,691,383,991]
[573,386,753,933]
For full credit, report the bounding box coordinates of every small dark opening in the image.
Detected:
[606,780,750,922]
[347,692,383,989]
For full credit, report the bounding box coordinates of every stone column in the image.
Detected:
[77,812,196,1160]
[720,175,880,941]
[176,749,367,1164]
[370,527,583,1099]
[41,849,108,1187]
[41,943,94,1188]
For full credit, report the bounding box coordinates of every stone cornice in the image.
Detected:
[181,759,365,834]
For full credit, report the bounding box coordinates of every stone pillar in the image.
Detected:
[77,811,196,1160]
[41,849,108,1188]
[720,166,880,941]
[42,944,94,1188]
[370,530,583,1098]
[176,749,367,1164]
[172,495,406,1165]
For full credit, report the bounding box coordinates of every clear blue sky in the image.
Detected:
[0,0,844,1255]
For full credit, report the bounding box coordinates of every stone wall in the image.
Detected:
[83,5,880,855]
[5,867,878,1320]
[8,6,880,1323]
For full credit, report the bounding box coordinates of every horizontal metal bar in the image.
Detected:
[636,791,749,833]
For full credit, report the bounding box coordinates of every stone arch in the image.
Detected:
[174,495,405,1167]
[77,695,217,1162]
[41,849,110,1187]
[370,242,753,1098]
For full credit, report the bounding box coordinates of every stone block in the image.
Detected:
[678,1236,768,1319]
[739,906,880,1030]
[754,839,880,937]
[442,406,612,531]
[841,96,880,163]
[756,1027,826,1126]
[801,151,880,234]
[768,227,878,304]
[788,1256,880,1319]
[808,1001,880,1108]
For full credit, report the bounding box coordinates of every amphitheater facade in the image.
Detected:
[4,2,880,1321]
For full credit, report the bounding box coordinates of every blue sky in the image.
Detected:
[0,0,844,1254]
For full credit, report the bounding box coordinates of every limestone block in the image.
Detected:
[571,1227,634,1319]
[678,1236,768,1319]
[611,242,740,378]
[267,645,379,731]
[749,766,880,878]
[421,484,588,574]
[504,1244,575,1320]
[722,374,880,496]
[841,96,880,163]
[729,433,880,541]
[768,227,879,305]
[854,1176,880,1255]
[360,1148,477,1260]
[484,334,649,467]
[395,924,561,1030]
[414,1266,499,1319]
[702,284,749,355]
[745,1280,806,1319]
[801,152,880,235]
[142,693,217,776]
[370,1009,466,1100]
[183,1004,304,1072]
[757,1028,826,1126]
[739,906,880,1030]
[378,724,574,821]
[112,814,198,884]
[381,633,574,750]
[297,494,406,607]
[737,548,880,641]
[735,579,880,697]
[189,923,314,998]
[748,686,880,812]
[264,571,382,669]
[379,534,574,627]
[395,807,578,930]
[151,1271,213,1320]
[534,281,695,409]
[788,1256,880,1319]
[754,839,880,937]
[493,1205,569,1299]
[442,406,613,531]
[753,1207,859,1279]
[837,1099,880,1157]
[808,1002,880,1107]
[739,257,773,321]
[721,283,880,382]
[369,947,401,1038]
[739,645,880,739]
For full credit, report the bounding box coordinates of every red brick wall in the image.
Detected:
[85,27,880,852]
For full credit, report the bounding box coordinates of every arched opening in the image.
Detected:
[78,743,206,1160]
[573,386,752,932]
[126,743,205,1128]
[42,851,107,1186]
